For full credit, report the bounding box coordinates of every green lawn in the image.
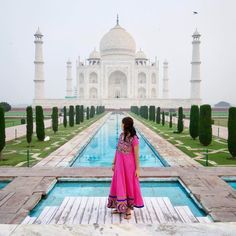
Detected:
[5,118,22,127]
[0,112,106,167]
[129,112,235,167]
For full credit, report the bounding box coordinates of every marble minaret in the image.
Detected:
[190,29,201,100]
[162,60,169,98]
[66,60,73,97]
[34,27,45,99]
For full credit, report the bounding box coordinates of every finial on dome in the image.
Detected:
[116,14,119,25]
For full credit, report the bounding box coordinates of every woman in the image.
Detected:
[107,116,144,220]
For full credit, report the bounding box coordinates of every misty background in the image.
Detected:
[0,0,235,106]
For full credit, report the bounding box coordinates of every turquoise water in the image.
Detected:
[227,181,236,190]
[71,113,168,167]
[30,180,205,217]
[0,181,9,189]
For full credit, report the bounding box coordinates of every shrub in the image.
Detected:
[35,106,45,141]
[26,106,33,144]
[63,106,67,128]
[52,107,58,133]
[177,107,184,133]
[169,113,173,128]
[86,107,90,120]
[189,105,199,140]
[149,106,155,122]
[0,107,6,160]
[199,104,212,146]
[75,105,80,124]
[0,102,11,112]
[69,105,74,127]
[156,107,161,124]
[162,111,165,126]
[228,107,236,158]
[21,118,26,124]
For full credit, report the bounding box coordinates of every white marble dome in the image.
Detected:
[99,23,136,57]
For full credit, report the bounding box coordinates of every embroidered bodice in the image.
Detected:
[116,132,137,154]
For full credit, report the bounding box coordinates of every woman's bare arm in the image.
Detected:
[134,144,140,170]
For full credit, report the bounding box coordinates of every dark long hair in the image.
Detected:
[122,117,138,142]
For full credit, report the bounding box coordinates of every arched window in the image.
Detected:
[138,87,146,98]
[89,72,98,83]
[151,73,156,84]
[138,72,146,84]
[89,87,98,99]
[79,73,84,83]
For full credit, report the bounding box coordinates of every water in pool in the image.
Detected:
[71,113,167,167]
[0,181,9,189]
[30,180,205,217]
[227,181,236,190]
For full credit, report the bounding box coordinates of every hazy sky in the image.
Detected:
[0,0,235,106]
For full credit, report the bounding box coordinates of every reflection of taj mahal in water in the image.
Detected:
[33,16,202,109]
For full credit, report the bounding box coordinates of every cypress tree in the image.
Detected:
[156,107,161,124]
[26,106,33,145]
[75,105,80,124]
[162,111,165,126]
[177,107,184,133]
[63,106,67,128]
[81,105,84,122]
[90,106,95,118]
[189,105,199,140]
[199,104,212,146]
[149,106,155,122]
[0,106,6,160]
[228,107,236,158]
[86,107,90,120]
[35,106,45,141]
[169,113,172,128]
[69,105,74,127]
[52,107,58,134]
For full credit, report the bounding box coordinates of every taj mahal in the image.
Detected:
[33,17,202,109]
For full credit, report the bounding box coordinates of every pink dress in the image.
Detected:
[107,132,144,213]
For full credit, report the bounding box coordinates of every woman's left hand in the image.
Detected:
[135,168,140,178]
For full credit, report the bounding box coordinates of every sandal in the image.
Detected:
[124,213,131,220]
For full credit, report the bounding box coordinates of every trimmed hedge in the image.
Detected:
[149,106,155,122]
[69,105,74,127]
[63,106,67,128]
[35,106,45,141]
[228,107,236,157]
[0,107,6,160]
[199,104,212,146]
[52,107,58,134]
[26,106,33,144]
[189,105,199,140]
[86,107,90,120]
[169,113,172,128]
[75,105,80,125]
[156,107,161,124]
[162,111,165,126]
[177,107,184,133]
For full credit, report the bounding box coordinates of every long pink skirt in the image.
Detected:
[107,150,144,213]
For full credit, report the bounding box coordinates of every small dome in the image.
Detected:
[136,49,147,60]
[89,49,100,59]
[100,23,136,57]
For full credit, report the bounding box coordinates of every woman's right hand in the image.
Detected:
[112,163,115,171]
